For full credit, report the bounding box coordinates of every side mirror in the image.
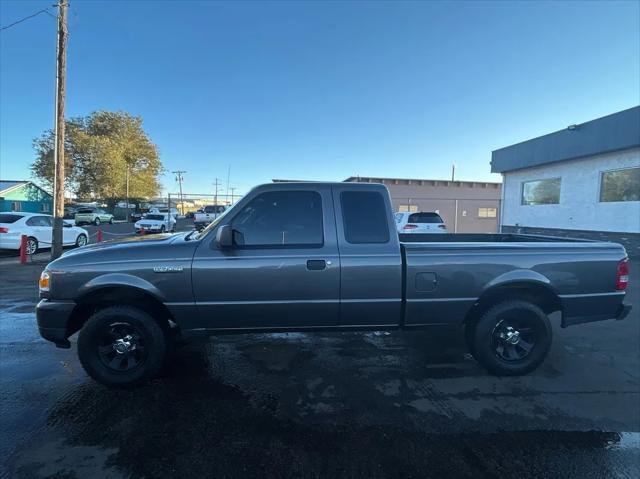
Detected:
[215,224,233,248]
[63,222,72,228]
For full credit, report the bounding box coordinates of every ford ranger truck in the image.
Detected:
[36,182,632,386]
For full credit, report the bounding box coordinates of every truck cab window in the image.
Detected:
[231,190,323,246]
[341,191,390,244]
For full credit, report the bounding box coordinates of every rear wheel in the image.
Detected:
[109,217,114,224]
[94,217,101,226]
[78,306,167,387]
[25,236,38,255]
[471,300,552,376]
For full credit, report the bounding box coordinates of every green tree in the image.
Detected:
[31,111,163,202]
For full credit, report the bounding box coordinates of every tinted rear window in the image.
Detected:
[341,191,390,244]
[0,214,23,223]
[408,212,443,224]
[77,208,95,213]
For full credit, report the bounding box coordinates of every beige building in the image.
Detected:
[344,176,502,233]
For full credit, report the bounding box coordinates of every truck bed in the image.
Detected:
[399,233,627,328]
[399,233,593,243]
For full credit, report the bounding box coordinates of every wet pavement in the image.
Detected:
[1,260,639,478]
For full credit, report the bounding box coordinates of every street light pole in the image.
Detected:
[51,1,68,260]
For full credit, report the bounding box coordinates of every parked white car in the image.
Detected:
[0,212,89,254]
[149,207,181,220]
[134,213,176,234]
[395,211,447,233]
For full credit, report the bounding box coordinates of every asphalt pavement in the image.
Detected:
[0,249,638,478]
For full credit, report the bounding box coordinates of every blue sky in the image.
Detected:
[1,0,638,197]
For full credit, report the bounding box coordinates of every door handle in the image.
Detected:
[306,260,326,270]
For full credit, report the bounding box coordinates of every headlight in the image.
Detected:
[39,271,51,292]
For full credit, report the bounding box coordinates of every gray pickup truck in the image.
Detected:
[36,182,631,386]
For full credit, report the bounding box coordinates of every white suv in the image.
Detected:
[395,212,447,233]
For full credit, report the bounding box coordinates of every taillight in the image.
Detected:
[438,224,447,229]
[0,227,8,233]
[616,258,629,291]
[403,224,418,230]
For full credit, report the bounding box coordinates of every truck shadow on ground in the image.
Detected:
[7,329,638,478]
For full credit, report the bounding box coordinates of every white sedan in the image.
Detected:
[0,212,89,254]
[134,213,176,234]
[395,211,448,233]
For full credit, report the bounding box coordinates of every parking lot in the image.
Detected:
[0,245,638,477]
[0,218,196,263]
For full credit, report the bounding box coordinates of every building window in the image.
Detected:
[521,178,561,205]
[478,207,497,218]
[41,203,51,213]
[398,204,418,212]
[600,167,640,202]
[11,202,21,212]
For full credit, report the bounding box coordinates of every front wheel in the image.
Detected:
[77,306,167,387]
[471,300,552,376]
[75,233,88,247]
[160,225,165,233]
[109,217,114,224]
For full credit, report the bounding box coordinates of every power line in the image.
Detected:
[0,7,56,32]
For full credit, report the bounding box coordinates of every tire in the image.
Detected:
[471,300,552,376]
[464,322,477,358]
[94,217,101,226]
[75,233,88,247]
[26,236,38,255]
[109,218,114,224]
[77,306,167,387]
[160,225,165,233]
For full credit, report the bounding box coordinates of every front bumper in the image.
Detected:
[136,226,164,233]
[36,299,76,348]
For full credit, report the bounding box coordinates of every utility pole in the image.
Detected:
[213,178,221,206]
[173,170,186,215]
[451,164,456,182]
[51,1,68,260]
[125,164,129,223]
[229,187,236,205]
[225,164,231,200]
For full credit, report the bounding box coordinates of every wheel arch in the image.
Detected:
[464,275,562,327]
[68,283,175,339]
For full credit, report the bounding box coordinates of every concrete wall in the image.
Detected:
[501,147,640,233]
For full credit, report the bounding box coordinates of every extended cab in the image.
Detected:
[36,182,631,386]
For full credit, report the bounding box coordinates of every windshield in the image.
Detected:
[193,201,239,239]
[145,214,165,221]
